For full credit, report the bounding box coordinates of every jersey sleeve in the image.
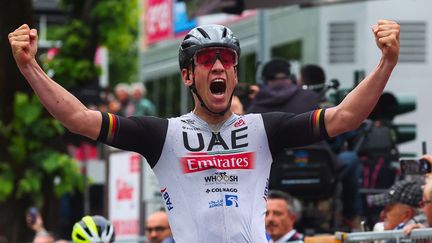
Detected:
[262,109,329,155]
[97,112,168,167]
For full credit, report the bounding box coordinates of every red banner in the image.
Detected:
[146,0,173,44]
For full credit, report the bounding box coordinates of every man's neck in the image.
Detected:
[193,107,233,125]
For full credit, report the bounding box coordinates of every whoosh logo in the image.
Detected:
[180,152,255,173]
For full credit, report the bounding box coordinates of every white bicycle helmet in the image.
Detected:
[71,215,115,243]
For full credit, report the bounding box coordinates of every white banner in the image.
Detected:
[108,151,142,239]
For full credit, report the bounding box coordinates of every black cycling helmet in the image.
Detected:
[178,24,241,70]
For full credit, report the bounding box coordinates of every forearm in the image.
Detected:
[18,59,100,139]
[327,58,395,136]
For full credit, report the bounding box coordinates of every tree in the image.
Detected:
[0,94,84,242]
[0,0,139,241]
[47,0,139,90]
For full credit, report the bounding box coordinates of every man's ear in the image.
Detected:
[181,68,193,87]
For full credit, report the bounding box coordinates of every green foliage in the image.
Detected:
[91,0,139,86]
[0,93,84,203]
[46,20,100,88]
[0,163,14,200]
[91,1,139,51]
[46,0,139,89]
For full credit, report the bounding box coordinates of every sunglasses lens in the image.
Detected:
[195,48,237,69]
[196,49,217,68]
[219,49,237,67]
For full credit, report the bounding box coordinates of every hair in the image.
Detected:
[131,82,147,96]
[268,190,302,219]
[114,83,130,94]
[261,59,291,83]
[300,64,326,86]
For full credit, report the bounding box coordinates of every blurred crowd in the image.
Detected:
[99,82,156,117]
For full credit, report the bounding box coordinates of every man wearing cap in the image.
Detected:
[403,155,432,235]
[368,180,423,230]
[247,58,320,114]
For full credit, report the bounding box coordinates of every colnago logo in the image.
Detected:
[205,187,238,193]
[204,172,238,184]
[180,151,255,173]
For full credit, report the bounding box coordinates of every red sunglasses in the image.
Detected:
[194,47,238,69]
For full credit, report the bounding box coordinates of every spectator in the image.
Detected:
[113,83,133,116]
[130,82,156,116]
[99,87,115,113]
[26,207,48,237]
[146,211,174,243]
[298,64,327,103]
[247,59,320,114]
[266,190,303,243]
[367,180,422,230]
[26,207,70,243]
[403,155,432,235]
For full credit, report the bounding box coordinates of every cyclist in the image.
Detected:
[9,20,400,242]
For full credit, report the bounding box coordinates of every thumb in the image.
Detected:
[30,28,38,41]
[29,29,38,55]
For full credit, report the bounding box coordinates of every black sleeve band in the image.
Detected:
[263,109,329,156]
[97,112,168,168]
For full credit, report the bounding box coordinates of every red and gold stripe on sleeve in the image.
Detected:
[107,113,118,143]
[312,108,323,136]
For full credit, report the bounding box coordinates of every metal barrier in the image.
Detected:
[335,228,432,243]
[112,236,149,242]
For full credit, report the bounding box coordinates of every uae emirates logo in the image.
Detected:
[180,151,255,173]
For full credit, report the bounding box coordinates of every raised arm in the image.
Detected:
[8,24,101,140]
[325,20,400,137]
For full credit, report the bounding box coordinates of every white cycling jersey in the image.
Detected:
[98,110,327,243]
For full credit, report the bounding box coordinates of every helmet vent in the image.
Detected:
[76,234,86,240]
[96,226,102,237]
[196,27,210,39]
[222,27,228,38]
[83,227,93,237]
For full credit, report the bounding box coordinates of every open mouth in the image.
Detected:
[210,79,226,95]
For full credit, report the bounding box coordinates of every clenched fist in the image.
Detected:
[372,20,400,66]
[8,24,38,66]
